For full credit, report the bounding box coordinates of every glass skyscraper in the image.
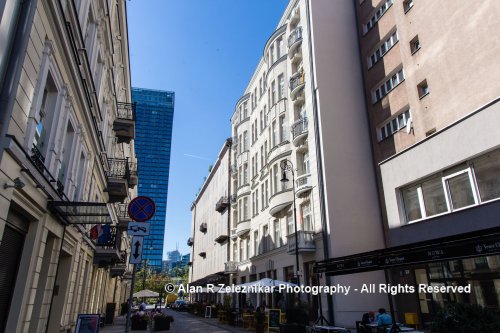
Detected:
[132,88,174,270]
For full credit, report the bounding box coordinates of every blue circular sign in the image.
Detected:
[128,196,156,222]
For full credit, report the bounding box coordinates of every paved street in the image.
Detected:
[101,309,249,333]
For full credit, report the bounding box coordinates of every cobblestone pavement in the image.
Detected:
[100,309,249,333]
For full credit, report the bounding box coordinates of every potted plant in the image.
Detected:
[131,311,148,330]
[431,303,500,333]
[153,312,174,331]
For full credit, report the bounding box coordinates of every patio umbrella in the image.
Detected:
[133,289,159,298]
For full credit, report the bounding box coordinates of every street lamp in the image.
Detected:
[280,159,300,286]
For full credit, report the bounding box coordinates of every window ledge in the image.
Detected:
[411,46,421,56]
[419,91,430,100]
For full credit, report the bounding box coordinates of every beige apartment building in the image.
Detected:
[316,0,500,329]
[0,0,136,332]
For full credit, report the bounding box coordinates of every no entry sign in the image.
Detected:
[128,196,155,222]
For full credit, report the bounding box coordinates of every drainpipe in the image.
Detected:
[305,0,334,323]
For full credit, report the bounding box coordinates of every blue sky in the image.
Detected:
[127,0,289,258]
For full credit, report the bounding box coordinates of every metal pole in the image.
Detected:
[292,178,300,287]
[125,264,137,333]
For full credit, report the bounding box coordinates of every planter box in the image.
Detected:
[154,319,171,331]
[131,320,148,330]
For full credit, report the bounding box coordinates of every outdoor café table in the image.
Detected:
[314,325,350,332]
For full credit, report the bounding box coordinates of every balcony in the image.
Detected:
[291,117,308,146]
[113,102,136,144]
[93,226,122,267]
[187,237,194,247]
[199,222,207,233]
[128,161,138,188]
[116,203,131,230]
[288,26,303,58]
[295,173,312,197]
[236,220,250,237]
[289,70,305,101]
[215,196,229,213]
[224,261,238,274]
[269,189,293,217]
[287,230,316,254]
[110,264,127,278]
[105,158,131,203]
[215,234,229,244]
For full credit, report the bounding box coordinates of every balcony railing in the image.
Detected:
[295,173,312,196]
[291,117,308,144]
[199,222,207,233]
[287,230,316,254]
[288,26,303,48]
[224,261,238,274]
[187,237,194,247]
[289,70,305,92]
[116,102,136,120]
[215,196,229,212]
[106,158,130,180]
[114,102,136,144]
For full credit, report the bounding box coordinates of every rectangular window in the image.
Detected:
[263,225,269,252]
[287,212,294,236]
[279,115,286,143]
[400,150,500,223]
[301,201,313,231]
[254,230,259,256]
[418,79,429,98]
[410,35,421,54]
[271,81,276,105]
[403,0,414,13]
[367,30,398,68]
[274,220,281,247]
[363,0,393,34]
[377,109,411,141]
[272,120,278,147]
[474,151,500,202]
[372,68,405,103]
[278,74,285,99]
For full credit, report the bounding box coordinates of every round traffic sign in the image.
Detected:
[128,196,156,222]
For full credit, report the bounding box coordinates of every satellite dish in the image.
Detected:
[406,117,413,134]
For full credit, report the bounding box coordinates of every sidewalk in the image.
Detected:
[100,309,250,333]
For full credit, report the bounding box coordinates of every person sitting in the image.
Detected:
[376,308,392,326]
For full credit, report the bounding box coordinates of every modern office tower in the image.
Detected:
[343,0,500,328]
[0,0,135,331]
[132,88,175,271]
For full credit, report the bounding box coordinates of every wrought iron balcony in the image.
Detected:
[92,226,122,266]
[105,158,131,203]
[187,237,194,247]
[291,117,308,146]
[110,253,127,277]
[224,261,238,274]
[31,144,65,196]
[113,102,136,144]
[116,203,131,230]
[289,70,305,100]
[199,222,207,233]
[287,230,316,254]
[288,26,303,56]
[215,196,229,212]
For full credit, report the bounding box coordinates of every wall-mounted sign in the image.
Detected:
[128,196,155,222]
[127,222,150,236]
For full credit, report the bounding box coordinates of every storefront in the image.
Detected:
[315,227,500,329]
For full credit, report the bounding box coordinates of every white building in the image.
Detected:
[190,0,388,327]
